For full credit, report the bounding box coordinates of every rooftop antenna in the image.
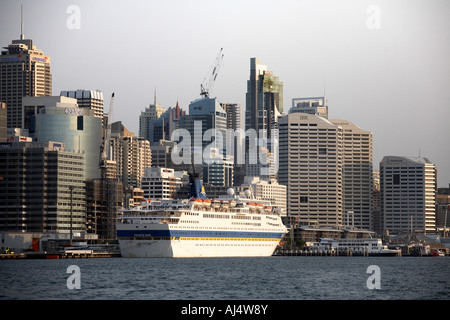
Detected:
[154,87,156,106]
[20,5,24,40]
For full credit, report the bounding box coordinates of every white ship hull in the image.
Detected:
[116,180,287,258]
[119,239,281,258]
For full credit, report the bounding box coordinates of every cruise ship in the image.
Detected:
[116,175,288,258]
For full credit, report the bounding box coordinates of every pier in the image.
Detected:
[274,247,401,257]
[0,251,121,259]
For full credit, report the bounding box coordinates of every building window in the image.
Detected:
[300,196,308,203]
[319,148,327,155]
[393,174,400,185]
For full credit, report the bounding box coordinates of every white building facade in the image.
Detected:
[380,156,436,234]
[279,113,343,227]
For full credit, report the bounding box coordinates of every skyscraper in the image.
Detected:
[0,9,52,128]
[279,113,343,227]
[245,58,283,135]
[380,156,437,234]
[330,119,373,231]
[245,58,282,179]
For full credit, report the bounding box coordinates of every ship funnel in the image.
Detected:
[189,173,207,199]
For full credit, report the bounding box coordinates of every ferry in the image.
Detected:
[116,175,288,258]
[312,238,402,256]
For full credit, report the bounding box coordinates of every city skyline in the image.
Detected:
[1,0,449,186]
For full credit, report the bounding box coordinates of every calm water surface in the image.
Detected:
[0,256,449,300]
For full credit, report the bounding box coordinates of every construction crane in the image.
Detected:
[200,48,224,98]
[100,92,114,168]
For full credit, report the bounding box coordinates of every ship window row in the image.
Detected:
[266,222,281,227]
[179,226,282,232]
[231,222,261,227]
[180,220,199,224]
[204,213,230,219]
[195,243,272,247]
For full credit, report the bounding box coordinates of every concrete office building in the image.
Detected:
[141,167,187,200]
[0,18,52,129]
[243,177,287,215]
[60,89,104,120]
[85,178,123,240]
[150,140,177,169]
[380,156,437,234]
[279,113,343,227]
[110,121,151,188]
[28,96,103,179]
[330,119,373,231]
[0,141,85,236]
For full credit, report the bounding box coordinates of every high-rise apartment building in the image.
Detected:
[0,16,52,129]
[110,121,151,188]
[279,113,343,227]
[330,119,373,231]
[380,156,437,234]
[60,89,104,120]
[0,141,85,235]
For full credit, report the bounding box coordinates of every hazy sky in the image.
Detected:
[1,0,449,186]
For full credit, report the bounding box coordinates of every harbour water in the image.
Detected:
[1,256,449,301]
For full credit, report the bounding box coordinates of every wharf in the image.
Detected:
[274,248,401,257]
[0,251,121,259]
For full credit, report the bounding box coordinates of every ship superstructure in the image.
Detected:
[116,176,287,258]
